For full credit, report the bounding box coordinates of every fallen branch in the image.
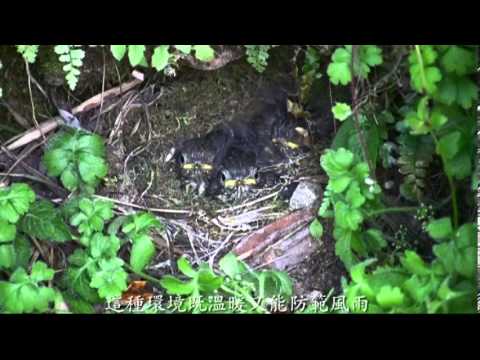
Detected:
[5,71,144,151]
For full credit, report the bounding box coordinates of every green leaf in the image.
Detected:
[13,234,32,269]
[436,131,461,160]
[90,233,120,259]
[440,46,476,75]
[127,45,146,67]
[363,229,387,252]
[175,45,192,54]
[151,45,171,71]
[218,252,248,279]
[110,45,127,61]
[332,102,352,121]
[160,275,195,295]
[77,153,108,186]
[89,257,128,300]
[177,256,197,278]
[334,202,363,231]
[0,219,16,242]
[327,48,352,85]
[427,217,453,241]
[19,200,71,242]
[401,251,431,276]
[376,285,405,308]
[345,182,366,208]
[309,218,324,240]
[130,234,156,272]
[0,183,35,224]
[30,261,55,282]
[0,243,16,269]
[192,45,214,62]
[333,227,356,270]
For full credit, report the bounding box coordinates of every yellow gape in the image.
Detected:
[224,177,257,189]
[272,138,300,150]
[182,163,213,171]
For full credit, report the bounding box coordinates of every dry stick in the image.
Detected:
[6,73,144,151]
[25,59,46,144]
[93,194,191,215]
[1,100,31,129]
[0,141,44,185]
[0,146,67,197]
[94,49,107,133]
[350,45,375,177]
[215,190,281,214]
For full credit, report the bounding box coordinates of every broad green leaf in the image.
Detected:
[89,257,128,300]
[427,217,453,241]
[401,251,431,276]
[376,285,405,308]
[175,45,192,54]
[127,45,146,67]
[151,45,171,71]
[177,256,197,278]
[440,45,476,75]
[193,45,214,62]
[110,45,127,61]
[436,131,461,160]
[0,244,16,269]
[0,220,16,242]
[160,275,195,295]
[130,234,156,272]
[0,183,35,224]
[219,252,248,279]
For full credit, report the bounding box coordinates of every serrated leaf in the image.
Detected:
[440,46,476,76]
[0,244,16,269]
[89,258,128,300]
[436,131,461,160]
[0,219,16,242]
[332,102,352,121]
[376,285,405,308]
[20,200,71,242]
[0,183,35,224]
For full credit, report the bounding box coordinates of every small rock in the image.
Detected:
[289,181,322,211]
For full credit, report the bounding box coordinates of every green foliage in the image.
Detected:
[54,45,85,90]
[122,212,163,272]
[159,253,293,313]
[19,200,71,242]
[327,45,383,85]
[0,183,36,224]
[42,130,108,193]
[342,222,476,313]
[332,102,352,122]
[110,45,215,72]
[16,45,39,63]
[244,45,272,73]
[68,197,114,246]
[0,261,57,313]
[315,148,383,269]
[409,45,442,95]
[397,133,435,201]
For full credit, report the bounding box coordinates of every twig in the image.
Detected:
[215,190,281,214]
[25,59,45,143]
[5,72,144,151]
[93,195,192,214]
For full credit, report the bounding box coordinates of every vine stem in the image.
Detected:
[124,264,164,288]
[414,45,429,93]
[365,206,418,219]
[430,133,459,228]
[350,45,375,178]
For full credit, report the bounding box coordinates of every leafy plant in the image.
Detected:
[0,261,57,313]
[341,221,476,313]
[16,45,39,64]
[244,45,272,73]
[159,253,293,314]
[54,45,85,90]
[121,212,163,272]
[43,130,108,193]
[332,102,352,122]
[327,45,383,86]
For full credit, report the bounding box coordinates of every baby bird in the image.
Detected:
[215,147,259,200]
[166,125,234,196]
